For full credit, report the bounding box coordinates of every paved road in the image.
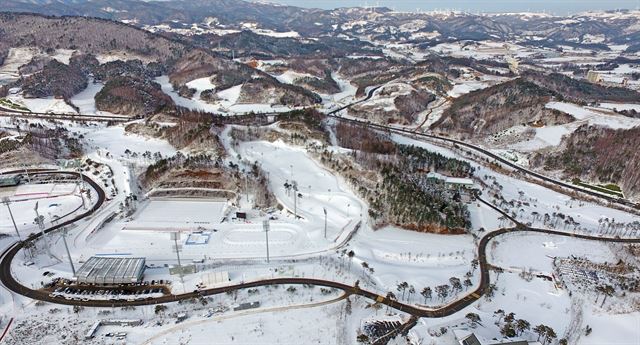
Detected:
[0,110,132,122]
[1,103,640,320]
[1,108,287,125]
[2,173,639,318]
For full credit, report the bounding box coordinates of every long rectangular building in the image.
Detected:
[74,257,146,285]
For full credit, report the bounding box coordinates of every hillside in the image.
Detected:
[523,71,640,104]
[20,59,87,99]
[532,125,640,199]
[95,76,174,115]
[0,12,185,63]
[170,50,321,106]
[432,78,573,136]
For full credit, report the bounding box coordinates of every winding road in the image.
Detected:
[1,170,639,321]
[0,91,639,331]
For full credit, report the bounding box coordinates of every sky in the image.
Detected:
[266,0,640,15]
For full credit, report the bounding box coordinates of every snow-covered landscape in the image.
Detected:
[2,1,640,344]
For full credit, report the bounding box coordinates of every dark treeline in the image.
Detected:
[331,122,473,232]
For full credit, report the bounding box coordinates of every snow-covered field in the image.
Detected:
[349,226,478,305]
[0,185,84,234]
[234,139,361,237]
[83,125,176,160]
[4,93,78,114]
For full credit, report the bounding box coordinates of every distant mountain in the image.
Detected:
[3,0,639,50]
[0,12,321,114]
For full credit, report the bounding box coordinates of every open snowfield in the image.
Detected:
[598,102,640,112]
[4,93,78,114]
[156,75,221,113]
[0,181,93,235]
[139,299,344,345]
[83,124,177,160]
[479,271,572,340]
[447,81,488,97]
[490,232,616,275]
[68,80,122,116]
[133,199,226,225]
[547,101,640,130]
[580,311,640,345]
[349,226,478,304]
[235,139,362,237]
[273,69,316,84]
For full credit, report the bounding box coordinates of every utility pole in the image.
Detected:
[61,228,75,275]
[2,197,21,240]
[263,220,270,263]
[292,181,298,219]
[323,207,327,239]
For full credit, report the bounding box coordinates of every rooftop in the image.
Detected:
[74,256,146,285]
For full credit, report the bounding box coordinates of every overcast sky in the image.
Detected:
[266,0,640,15]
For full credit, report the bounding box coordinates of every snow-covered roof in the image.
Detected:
[74,256,146,285]
[445,177,474,186]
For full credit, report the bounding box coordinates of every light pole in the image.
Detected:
[245,176,249,203]
[77,169,87,210]
[61,227,75,275]
[22,163,31,183]
[263,220,270,263]
[34,201,52,258]
[292,181,298,219]
[2,197,21,240]
[171,232,185,292]
[323,207,327,239]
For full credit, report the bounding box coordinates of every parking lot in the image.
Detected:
[45,278,170,302]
